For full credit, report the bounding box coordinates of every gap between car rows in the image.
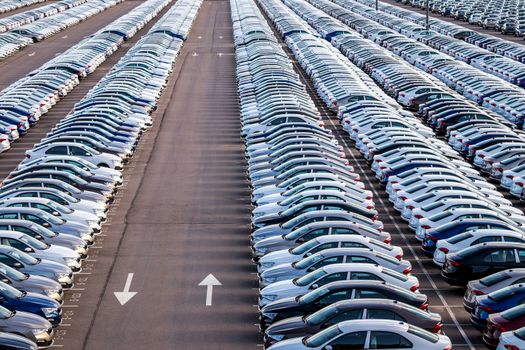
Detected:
[0,0,145,91]
[381,0,525,47]
[51,0,262,348]
[255,1,484,348]
[0,0,55,20]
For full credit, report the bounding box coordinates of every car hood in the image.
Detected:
[8,310,52,329]
[266,316,308,335]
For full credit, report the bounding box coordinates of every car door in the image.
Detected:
[315,289,355,308]
[308,256,345,272]
[311,272,349,289]
[368,331,413,349]
[325,331,368,350]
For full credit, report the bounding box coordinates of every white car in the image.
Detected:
[267,319,452,350]
[259,263,419,307]
[433,230,525,266]
[497,327,525,350]
[257,235,403,273]
[24,142,123,170]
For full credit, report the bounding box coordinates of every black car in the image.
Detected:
[259,280,428,329]
[442,242,525,285]
[264,298,442,347]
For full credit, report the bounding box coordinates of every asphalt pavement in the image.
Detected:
[53,0,261,349]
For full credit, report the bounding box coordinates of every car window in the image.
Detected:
[517,249,525,262]
[310,256,344,270]
[506,237,525,243]
[367,309,406,321]
[332,228,357,235]
[355,289,385,299]
[18,193,37,198]
[341,242,367,248]
[328,331,367,349]
[310,242,339,254]
[347,256,375,264]
[328,310,364,325]
[483,249,516,263]
[351,272,383,281]
[318,290,354,306]
[300,228,330,242]
[472,236,502,245]
[45,146,67,155]
[21,214,45,225]
[1,238,24,251]
[69,146,90,156]
[0,214,17,220]
[0,254,16,266]
[369,331,412,349]
[316,272,348,287]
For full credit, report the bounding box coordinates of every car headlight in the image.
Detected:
[44,289,61,297]
[269,334,285,342]
[55,272,69,279]
[260,262,275,269]
[264,277,277,284]
[31,328,48,336]
[263,312,277,320]
[256,247,269,255]
[262,295,278,302]
[64,257,77,264]
[41,308,57,317]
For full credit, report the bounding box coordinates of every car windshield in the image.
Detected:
[0,282,23,299]
[502,304,525,320]
[479,272,509,287]
[306,304,340,325]
[305,324,343,347]
[40,212,64,225]
[294,253,326,269]
[29,224,56,238]
[7,249,38,265]
[295,269,327,287]
[18,235,48,249]
[0,305,12,318]
[488,287,515,302]
[300,287,331,303]
[286,226,312,239]
[291,239,320,255]
[0,263,27,281]
[45,200,72,214]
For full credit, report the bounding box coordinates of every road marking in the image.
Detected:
[114,273,137,306]
[62,35,68,39]
[192,52,199,57]
[198,274,222,306]
[28,52,35,57]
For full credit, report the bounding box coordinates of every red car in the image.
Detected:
[483,304,525,349]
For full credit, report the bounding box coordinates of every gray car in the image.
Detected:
[0,305,53,348]
[0,246,73,288]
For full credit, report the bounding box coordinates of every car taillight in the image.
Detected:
[394,188,401,192]
[366,205,374,209]
[421,225,431,230]
[410,283,419,292]
[403,266,412,275]
[439,247,449,253]
[428,235,438,242]
[399,196,407,200]
[450,260,461,267]
[366,195,372,200]
[406,205,414,209]
[419,302,429,310]
[493,323,506,333]
[415,214,423,219]
[432,322,443,333]
[472,290,484,296]
[443,346,452,350]
[479,305,493,312]
[353,128,359,132]
[396,253,403,260]
[384,238,391,244]
[504,345,520,350]
[372,214,378,221]
[507,175,515,179]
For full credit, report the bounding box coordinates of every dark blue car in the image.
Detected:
[0,281,61,326]
[471,284,525,329]
[422,219,519,254]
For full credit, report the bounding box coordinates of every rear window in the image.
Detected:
[515,327,525,340]
[407,325,439,343]
[480,272,509,287]
[448,232,473,244]
[488,287,515,302]
[502,304,525,321]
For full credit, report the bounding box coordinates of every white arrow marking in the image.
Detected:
[217,52,223,57]
[192,52,199,57]
[114,273,137,305]
[219,35,223,39]
[198,274,222,306]
[197,35,202,39]
[62,35,68,39]
[28,52,35,57]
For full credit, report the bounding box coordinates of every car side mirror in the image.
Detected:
[13,262,22,268]
[311,284,319,289]
[42,223,51,228]
[35,235,42,240]
[305,252,313,257]
[24,247,33,253]
[52,211,60,216]
[323,346,333,350]
[1,279,9,284]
